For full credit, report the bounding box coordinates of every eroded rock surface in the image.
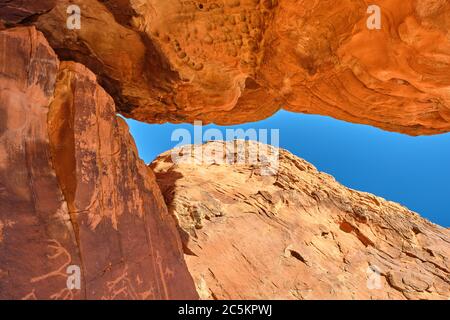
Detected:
[0,0,56,24]
[0,27,197,299]
[3,0,449,134]
[1,0,450,301]
[152,141,450,300]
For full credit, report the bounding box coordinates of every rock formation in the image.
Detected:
[1,0,450,301]
[0,0,55,24]
[151,141,450,300]
[1,0,449,134]
[0,26,197,299]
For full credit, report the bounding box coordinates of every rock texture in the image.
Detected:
[152,141,450,300]
[1,0,450,301]
[0,0,55,24]
[2,0,449,134]
[0,26,197,299]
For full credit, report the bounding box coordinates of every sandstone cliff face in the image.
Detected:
[151,141,450,300]
[1,0,450,301]
[0,0,55,24]
[3,0,449,135]
[0,27,197,299]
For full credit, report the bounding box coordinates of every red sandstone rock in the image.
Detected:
[0,0,56,24]
[0,27,197,299]
[1,0,450,302]
[151,141,450,300]
[9,0,448,135]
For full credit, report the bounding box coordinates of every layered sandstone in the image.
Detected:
[2,0,449,134]
[151,141,450,300]
[0,27,197,299]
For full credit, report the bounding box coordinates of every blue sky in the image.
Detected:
[126,110,450,227]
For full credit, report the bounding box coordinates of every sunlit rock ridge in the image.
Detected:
[151,141,450,300]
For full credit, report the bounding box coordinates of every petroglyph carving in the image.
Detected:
[29,240,77,300]
[102,265,155,300]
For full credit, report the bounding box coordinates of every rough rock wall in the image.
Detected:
[151,141,450,300]
[0,0,56,23]
[0,27,197,299]
[2,0,449,135]
[1,0,449,301]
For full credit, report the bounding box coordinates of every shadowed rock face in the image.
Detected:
[3,0,449,134]
[0,0,56,24]
[0,27,197,299]
[151,141,450,300]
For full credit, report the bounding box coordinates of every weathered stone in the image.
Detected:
[11,0,450,135]
[152,141,450,300]
[0,0,56,24]
[0,27,197,299]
